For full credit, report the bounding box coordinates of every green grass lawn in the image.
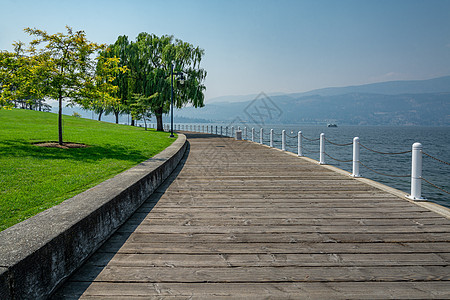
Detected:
[0,109,176,231]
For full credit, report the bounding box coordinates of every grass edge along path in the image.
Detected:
[0,109,176,231]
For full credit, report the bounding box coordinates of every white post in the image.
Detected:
[244,127,247,140]
[251,128,255,142]
[407,142,425,200]
[282,130,286,151]
[260,128,263,144]
[270,129,274,147]
[298,131,302,156]
[319,133,325,164]
[351,137,361,177]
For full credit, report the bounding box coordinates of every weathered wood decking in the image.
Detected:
[54,133,450,299]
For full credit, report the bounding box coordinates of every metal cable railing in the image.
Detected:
[421,150,450,195]
[302,135,320,142]
[324,152,353,163]
[359,161,411,178]
[359,143,412,155]
[422,177,450,195]
[324,137,353,147]
[422,151,450,166]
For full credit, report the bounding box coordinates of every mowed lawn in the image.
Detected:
[0,109,176,231]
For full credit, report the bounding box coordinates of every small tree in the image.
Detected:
[22,26,118,145]
[130,93,158,130]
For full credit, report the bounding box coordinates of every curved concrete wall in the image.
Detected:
[0,134,187,299]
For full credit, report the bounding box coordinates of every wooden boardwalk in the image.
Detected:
[54,133,450,299]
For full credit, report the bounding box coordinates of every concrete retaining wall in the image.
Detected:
[0,134,187,299]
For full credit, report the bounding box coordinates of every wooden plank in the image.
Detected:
[70,265,450,283]
[53,282,450,299]
[98,241,450,255]
[85,252,448,268]
[107,232,450,243]
[145,207,430,214]
[125,217,450,227]
[132,211,441,219]
[117,224,450,234]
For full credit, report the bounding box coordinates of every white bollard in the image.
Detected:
[270,129,274,147]
[244,127,247,140]
[407,142,425,200]
[251,128,255,142]
[298,131,302,156]
[319,133,325,164]
[236,130,242,140]
[260,128,263,144]
[282,130,286,151]
[352,137,361,177]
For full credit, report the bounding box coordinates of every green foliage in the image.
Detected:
[1,26,121,144]
[107,33,207,130]
[0,109,176,231]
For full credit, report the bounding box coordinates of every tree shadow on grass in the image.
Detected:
[0,139,151,163]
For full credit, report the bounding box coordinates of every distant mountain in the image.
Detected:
[207,92,286,104]
[288,76,450,98]
[179,91,450,126]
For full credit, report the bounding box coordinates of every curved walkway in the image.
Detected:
[54,132,450,299]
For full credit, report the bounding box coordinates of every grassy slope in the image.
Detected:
[0,109,175,231]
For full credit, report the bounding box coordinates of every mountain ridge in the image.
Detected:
[207,75,450,104]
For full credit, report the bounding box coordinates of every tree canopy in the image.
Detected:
[0,26,121,145]
[107,33,207,131]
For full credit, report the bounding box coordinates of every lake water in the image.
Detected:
[171,124,450,208]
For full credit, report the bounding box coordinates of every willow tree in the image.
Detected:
[103,35,131,124]
[109,33,206,131]
[21,26,119,145]
[137,33,206,131]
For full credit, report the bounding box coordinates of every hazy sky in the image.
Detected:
[1,0,450,101]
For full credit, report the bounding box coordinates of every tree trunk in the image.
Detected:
[98,110,103,121]
[58,93,63,145]
[131,117,135,126]
[155,108,164,131]
[143,117,147,131]
[115,111,119,124]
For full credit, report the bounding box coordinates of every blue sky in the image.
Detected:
[1,0,449,101]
